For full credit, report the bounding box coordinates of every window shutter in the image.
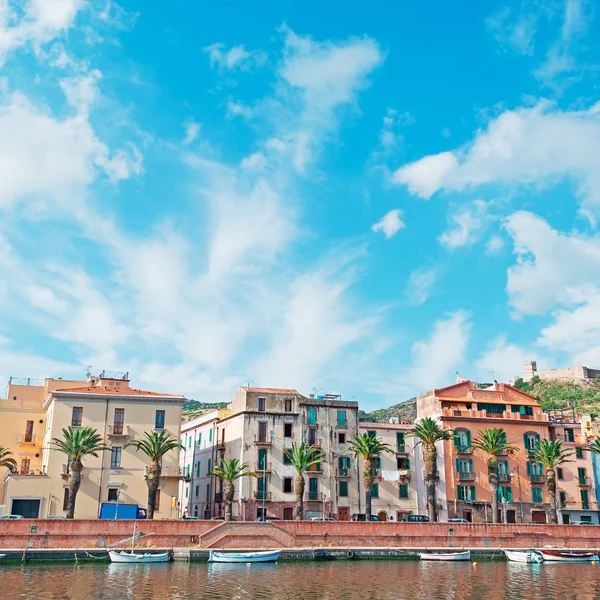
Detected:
[526,461,532,475]
[455,458,460,472]
[457,486,462,501]
[504,460,509,472]
[466,430,471,446]
[506,487,513,502]
[523,433,528,449]
[470,485,476,501]
[454,432,460,447]
[468,458,473,472]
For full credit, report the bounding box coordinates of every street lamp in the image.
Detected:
[114,488,121,520]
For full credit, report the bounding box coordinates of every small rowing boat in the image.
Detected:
[109,550,169,563]
[539,550,598,562]
[504,550,543,563]
[208,550,280,563]
[420,550,471,561]
[0,554,6,560]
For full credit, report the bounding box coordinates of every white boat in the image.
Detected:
[208,550,281,563]
[109,550,169,563]
[539,549,599,563]
[419,550,471,561]
[504,550,543,563]
[0,554,5,560]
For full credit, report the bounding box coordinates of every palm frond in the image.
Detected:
[347,432,393,459]
[284,442,324,475]
[124,430,183,461]
[408,417,453,446]
[211,458,257,482]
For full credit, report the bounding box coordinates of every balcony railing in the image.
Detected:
[254,435,272,446]
[498,473,511,483]
[255,462,271,473]
[308,491,319,501]
[61,464,69,479]
[107,425,130,438]
[307,439,322,449]
[455,445,473,454]
[458,471,476,481]
[144,466,188,480]
[442,408,548,422]
[308,464,324,474]
[216,440,226,450]
[399,469,410,480]
[17,433,38,445]
[396,445,408,455]
[254,490,271,501]
[528,474,546,483]
[578,477,592,487]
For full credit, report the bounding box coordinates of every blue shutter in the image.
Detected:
[468,458,473,472]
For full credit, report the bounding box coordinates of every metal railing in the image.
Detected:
[255,462,271,472]
[254,490,271,501]
[458,471,476,481]
[528,474,546,483]
[455,445,473,454]
[578,477,591,487]
[498,473,511,483]
[308,491,319,501]
[396,445,408,455]
[254,435,271,445]
[107,425,130,437]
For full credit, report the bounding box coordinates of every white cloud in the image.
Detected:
[405,267,437,306]
[182,119,200,145]
[439,200,489,249]
[372,209,404,239]
[393,101,600,215]
[486,5,539,56]
[203,43,266,72]
[407,311,471,390]
[486,235,505,254]
[226,100,254,120]
[475,335,533,382]
[241,152,266,170]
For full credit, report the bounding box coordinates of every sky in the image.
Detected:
[0,0,599,411]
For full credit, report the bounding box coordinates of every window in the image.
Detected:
[565,428,574,442]
[339,432,346,444]
[576,447,584,459]
[457,485,476,501]
[283,477,293,493]
[337,410,347,428]
[498,460,509,475]
[578,467,587,485]
[258,448,268,470]
[581,489,590,510]
[111,447,122,468]
[24,420,34,443]
[155,410,165,430]
[371,483,379,499]
[397,432,405,453]
[580,515,592,523]
[206,484,210,501]
[559,491,566,508]
[207,459,212,476]
[399,484,409,499]
[309,477,318,501]
[367,430,376,438]
[284,423,293,438]
[498,486,513,502]
[113,409,124,435]
[195,461,201,477]
[339,481,348,497]
[557,467,563,480]
[284,399,293,412]
[209,428,213,442]
[477,402,505,414]
[523,433,540,452]
[308,427,317,446]
[108,488,119,502]
[20,458,30,474]
[258,422,268,443]
[197,432,202,446]
[185,487,189,498]
[456,458,473,473]
[71,407,83,427]
[194,485,199,497]
[63,489,70,511]
[372,456,381,475]
[186,463,191,477]
[338,456,351,476]
[510,405,534,416]
[454,429,471,451]
[532,487,543,504]
[187,436,192,449]
[258,397,266,412]
[257,476,267,500]
[155,490,160,511]
[283,450,292,465]
[308,408,317,426]
[397,457,410,470]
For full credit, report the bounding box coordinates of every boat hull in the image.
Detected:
[539,550,598,563]
[109,551,170,563]
[208,550,280,563]
[420,551,471,561]
[504,551,543,563]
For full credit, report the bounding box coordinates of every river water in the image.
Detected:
[3,560,600,599]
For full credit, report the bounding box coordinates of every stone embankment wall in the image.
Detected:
[2,520,600,550]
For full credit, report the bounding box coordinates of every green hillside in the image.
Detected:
[513,376,600,417]
[182,399,228,421]
[359,398,417,423]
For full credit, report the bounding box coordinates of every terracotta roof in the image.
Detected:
[52,386,183,397]
[243,386,300,395]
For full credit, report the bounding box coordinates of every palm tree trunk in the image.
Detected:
[146,460,160,519]
[362,458,373,521]
[294,474,305,520]
[66,460,82,519]
[489,461,499,524]
[423,443,438,522]
[546,468,558,524]
[225,481,234,521]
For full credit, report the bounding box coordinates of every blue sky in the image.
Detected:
[1,0,600,410]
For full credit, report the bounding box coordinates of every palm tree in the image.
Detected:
[50,426,107,519]
[472,428,518,523]
[347,432,393,521]
[211,459,257,521]
[408,417,453,522]
[125,430,183,519]
[284,442,324,520]
[0,445,17,474]
[531,438,574,524]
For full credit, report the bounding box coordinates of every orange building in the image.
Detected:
[417,379,552,523]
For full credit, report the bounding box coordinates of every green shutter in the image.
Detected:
[454,432,460,447]
[470,485,476,501]
[506,487,513,502]
[371,483,379,499]
[523,433,528,449]
[468,458,473,472]
[455,458,460,472]
[399,484,408,499]
[526,461,532,475]
[258,448,267,470]
[339,481,348,497]
[503,460,509,473]
[533,487,542,503]
[497,487,503,501]
[466,430,471,446]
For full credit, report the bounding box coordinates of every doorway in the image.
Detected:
[462,511,472,522]
[563,513,570,524]
[338,507,350,521]
[377,511,388,522]
[532,510,547,523]
[283,507,294,520]
[506,510,516,523]
[11,499,41,518]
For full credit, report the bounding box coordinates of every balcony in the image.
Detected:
[254,490,271,501]
[308,491,319,501]
[254,435,272,446]
[458,471,476,482]
[107,425,130,439]
[498,473,511,483]
[528,474,546,483]
[61,464,69,480]
[337,467,351,478]
[216,439,226,451]
[396,445,409,456]
[399,469,410,480]
[307,439,322,449]
[144,466,188,480]
[442,408,548,422]
[455,445,473,454]
[308,464,324,474]
[255,462,271,473]
[578,477,592,487]
[526,449,537,458]
[17,433,38,445]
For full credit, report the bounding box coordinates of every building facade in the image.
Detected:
[1,372,185,518]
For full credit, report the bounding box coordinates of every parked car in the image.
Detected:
[211,516,236,521]
[0,515,23,519]
[255,516,281,522]
[310,517,335,521]
[351,514,380,522]
[183,516,199,520]
[402,514,430,522]
[447,518,470,523]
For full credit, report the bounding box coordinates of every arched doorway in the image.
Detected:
[377,511,388,522]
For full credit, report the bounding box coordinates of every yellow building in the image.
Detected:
[1,371,185,518]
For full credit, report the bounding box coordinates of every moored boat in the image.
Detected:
[0,554,5,560]
[504,550,543,563]
[208,550,281,563]
[109,550,169,563]
[419,550,471,561]
[539,550,598,563]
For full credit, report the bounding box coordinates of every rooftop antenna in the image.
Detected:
[86,365,93,378]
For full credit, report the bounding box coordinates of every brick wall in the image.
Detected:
[3,520,600,550]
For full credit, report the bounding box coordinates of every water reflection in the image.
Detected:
[3,560,600,600]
